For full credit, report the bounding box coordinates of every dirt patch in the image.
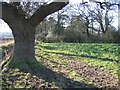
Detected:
[68,59,118,89]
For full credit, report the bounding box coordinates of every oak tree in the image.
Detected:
[1,0,68,71]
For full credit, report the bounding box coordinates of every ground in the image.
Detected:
[1,42,120,89]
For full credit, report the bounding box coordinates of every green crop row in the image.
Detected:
[35,42,119,78]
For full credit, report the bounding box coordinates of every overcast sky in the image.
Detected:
[0,19,12,32]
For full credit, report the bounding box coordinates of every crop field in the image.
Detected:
[2,42,120,89]
[36,43,119,75]
[35,42,119,88]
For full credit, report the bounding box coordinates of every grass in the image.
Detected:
[36,42,119,78]
[2,41,119,89]
[0,48,2,55]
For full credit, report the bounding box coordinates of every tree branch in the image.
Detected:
[10,2,21,7]
[28,2,69,27]
[88,26,99,32]
[9,2,26,15]
[2,2,18,23]
[2,2,26,24]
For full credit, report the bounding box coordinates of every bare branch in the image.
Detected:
[28,2,69,27]
[2,2,17,22]
[2,2,26,28]
[10,2,21,7]
[88,26,99,32]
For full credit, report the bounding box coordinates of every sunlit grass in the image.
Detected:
[37,42,119,78]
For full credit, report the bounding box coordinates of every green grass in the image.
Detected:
[0,48,2,54]
[36,42,119,78]
[2,42,119,89]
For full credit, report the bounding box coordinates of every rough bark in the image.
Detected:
[1,2,68,71]
[7,22,38,71]
[13,28,35,60]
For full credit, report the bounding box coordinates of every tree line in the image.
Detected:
[36,2,119,43]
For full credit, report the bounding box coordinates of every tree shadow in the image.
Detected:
[12,58,98,89]
[80,54,119,63]
[46,51,119,63]
[41,45,58,50]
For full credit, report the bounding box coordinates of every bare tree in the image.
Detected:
[90,2,117,33]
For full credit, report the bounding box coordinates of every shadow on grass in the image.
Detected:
[9,58,98,89]
[47,51,119,63]
[41,45,58,50]
[36,63,97,88]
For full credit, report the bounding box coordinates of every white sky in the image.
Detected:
[0,19,12,32]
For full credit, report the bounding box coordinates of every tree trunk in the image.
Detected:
[13,35,35,60]
[2,2,69,72]
[7,25,38,72]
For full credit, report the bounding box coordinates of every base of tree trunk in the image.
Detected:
[6,57,42,73]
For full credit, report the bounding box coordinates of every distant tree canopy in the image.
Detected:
[35,1,119,43]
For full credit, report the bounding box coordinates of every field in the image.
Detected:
[36,43,119,75]
[2,42,120,89]
[0,40,14,47]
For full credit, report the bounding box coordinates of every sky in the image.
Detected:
[0,0,118,32]
[0,19,12,33]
